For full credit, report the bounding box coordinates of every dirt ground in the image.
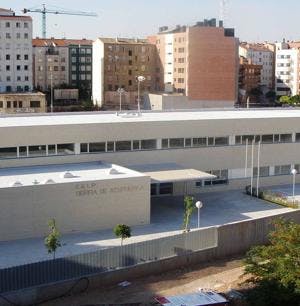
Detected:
[40,256,249,306]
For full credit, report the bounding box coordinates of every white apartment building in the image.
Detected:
[275,41,300,96]
[239,43,274,89]
[0,8,33,93]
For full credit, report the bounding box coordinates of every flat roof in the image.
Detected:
[131,163,215,183]
[0,162,146,189]
[1,109,300,128]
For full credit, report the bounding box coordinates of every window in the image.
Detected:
[5,22,10,28]
[7,101,11,108]
[19,146,27,157]
[48,145,56,155]
[253,166,270,177]
[193,138,207,147]
[280,134,292,143]
[17,65,21,71]
[24,54,28,60]
[151,184,158,196]
[204,169,228,186]
[6,65,10,71]
[0,101,3,108]
[274,165,291,175]
[6,54,10,60]
[215,137,229,146]
[185,138,192,147]
[116,141,131,151]
[80,143,88,153]
[24,65,28,71]
[24,22,28,28]
[261,134,273,143]
[24,33,28,39]
[159,183,173,195]
[141,139,156,150]
[6,33,11,39]
[169,138,184,148]
[0,147,17,158]
[30,101,40,108]
[162,139,168,148]
[107,142,115,152]
[57,144,74,155]
[13,101,17,108]
[132,140,140,150]
[18,101,23,108]
[89,142,105,153]
[16,54,21,60]
[29,145,46,157]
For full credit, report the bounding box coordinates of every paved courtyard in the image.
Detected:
[0,187,296,269]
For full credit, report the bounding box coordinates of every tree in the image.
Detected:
[182,196,195,232]
[114,224,131,246]
[44,219,61,259]
[279,95,291,104]
[244,218,300,305]
[290,94,300,105]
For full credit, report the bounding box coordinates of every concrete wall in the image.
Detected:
[2,210,300,306]
[145,94,234,110]
[0,176,150,241]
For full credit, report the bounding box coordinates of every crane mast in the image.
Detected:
[23,4,97,38]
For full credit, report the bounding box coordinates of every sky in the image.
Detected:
[5,0,300,42]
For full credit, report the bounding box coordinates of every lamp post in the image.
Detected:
[117,88,125,114]
[195,201,203,228]
[137,75,145,115]
[291,168,297,202]
[50,71,53,113]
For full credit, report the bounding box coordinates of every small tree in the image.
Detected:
[44,219,61,259]
[279,95,291,104]
[244,218,300,305]
[114,224,131,246]
[182,195,195,232]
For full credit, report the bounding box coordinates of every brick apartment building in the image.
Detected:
[238,56,262,104]
[92,38,158,109]
[147,18,239,108]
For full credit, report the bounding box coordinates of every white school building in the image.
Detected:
[1,109,300,241]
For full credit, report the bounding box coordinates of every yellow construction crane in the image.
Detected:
[23,4,97,38]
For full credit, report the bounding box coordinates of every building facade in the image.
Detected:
[32,38,92,99]
[239,43,274,90]
[92,38,158,109]
[275,41,299,96]
[238,56,262,104]
[149,19,239,108]
[0,92,46,114]
[0,8,33,93]
[1,109,300,239]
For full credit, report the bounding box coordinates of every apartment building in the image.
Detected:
[32,38,92,99]
[92,38,161,109]
[0,8,33,93]
[32,39,69,91]
[239,43,274,90]
[275,41,299,96]
[238,56,262,104]
[148,18,239,108]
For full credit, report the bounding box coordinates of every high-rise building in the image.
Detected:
[0,8,33,93]
[92,38,158,109]
[239,43,274,90]
[148,19,239,108]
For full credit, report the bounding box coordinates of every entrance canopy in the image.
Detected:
[131,163,216,183]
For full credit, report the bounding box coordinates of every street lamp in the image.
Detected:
[116,87,125,115]
[137,75,145,115]
[291,168,297,202]
[195,201,203,228]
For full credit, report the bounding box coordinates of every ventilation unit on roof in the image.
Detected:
[33,179,40,185]
[11,181,23,187]
[62,171,76,178]
[44,179,55,184]
[109,168,121,175]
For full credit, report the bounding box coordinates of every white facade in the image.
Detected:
[92,38,105,106]
[239,45,274,89]
[275,42,299,96]
[164,34,174,92]
[0,9,33,93]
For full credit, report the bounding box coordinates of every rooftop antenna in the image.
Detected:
[219,0,229,27]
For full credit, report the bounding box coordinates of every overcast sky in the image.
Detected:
[6,0,300,42]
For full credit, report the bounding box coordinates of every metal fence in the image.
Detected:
[0,227,217,293]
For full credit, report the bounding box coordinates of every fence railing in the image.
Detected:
[0,227,217,293]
